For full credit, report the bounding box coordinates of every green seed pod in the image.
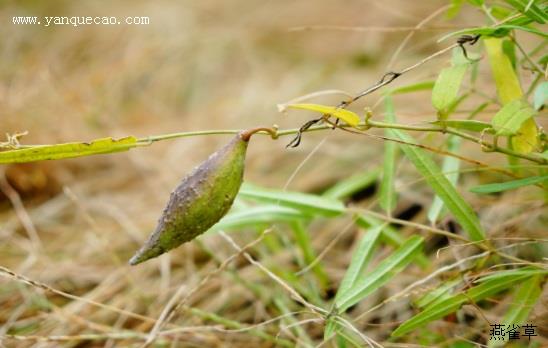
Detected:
[129,132,249,265]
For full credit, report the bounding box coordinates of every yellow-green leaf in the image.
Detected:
[491,99,536,136]
[484,37,539,154]
[285,103,360,127]
[511,117,539,153]
[0,136,139,164]
[484,37,522,104]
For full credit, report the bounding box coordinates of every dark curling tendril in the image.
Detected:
[286,34,481,148]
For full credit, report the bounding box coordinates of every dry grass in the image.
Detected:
[1,1,546,347]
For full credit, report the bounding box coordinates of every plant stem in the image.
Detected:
[136,121,546,165]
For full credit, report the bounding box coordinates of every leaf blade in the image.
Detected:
[0,136,139,164]
[470,175,548,194]
[393,130,486,241]
[335,235,424,312]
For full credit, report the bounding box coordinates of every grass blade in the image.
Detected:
[379,96,398,214]
[428,136,462,224]
[210,205,306,232]
[335,224,384,302]
[488,275,543,347]
[239,183,345,217]
[291,221,329,289]
[392,270,536,337]
[470,174,548,194]
[393,130,486,241]
[388,80,435,95]
[335,235,424,312]
[323,168,380,200]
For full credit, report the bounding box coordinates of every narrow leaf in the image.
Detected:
[335,224,384,302]
[414,278,462,309]
[210,205,306,232]
[491,99,536,136]
[239,183,345,217]
[393,130,486,241]
[336,236,424,312]
[503,0,547,23]
[285,103,360,127]
[428,136,462,224]
[379,96,398,213]
[388,81,435,95]
[323,168,380,200]
[0,136,138,164]
[489,275,543,347]
[392,271,535,337]
[470,174,548,194]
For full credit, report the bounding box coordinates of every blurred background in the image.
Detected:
[1,0,545,347]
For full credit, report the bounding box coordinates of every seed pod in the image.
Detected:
[129,132,249,265]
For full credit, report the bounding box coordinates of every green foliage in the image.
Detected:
[427,136,462,223]
[335,235,424,312]
[470,174,548,193]
[379,96,398,213]
[431,53,469,119]
[393,130,486,242]
[0,136,139,163]
[491,99,537,136]
[502,0,547,24]
[392,269,544,337]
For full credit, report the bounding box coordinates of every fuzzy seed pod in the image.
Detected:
[129,132,249,265]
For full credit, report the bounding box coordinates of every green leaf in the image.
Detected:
[414,278,462,309]
[489,275,543,347]
[335,236,424,312]
[239,183,345,217]
[335,225,384,302]
[432,64,468,119]
[323,168,380,200]
[503,0,547,24]
[428,136,462,224]
[533,81,548,110]
[478,267,548,282]
[431,120,493,132]
[209,205,306,232]
[379,96,398,213]
[393,130,486,241]
[491,99,537,136]
[466,0,484,6]
[470,174,548,194]
[285,103,360,127]
[447,0,464,19]
[388,81,435,95]
[0,136,138,164]
[291,221,329,289]
[392,271,535,337]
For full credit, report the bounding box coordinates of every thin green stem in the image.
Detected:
[133,121,547,165]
